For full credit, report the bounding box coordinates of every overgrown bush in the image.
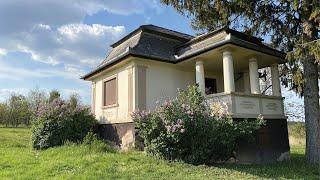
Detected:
[32,98,97,149]
[132,86,264,165]
[82,132,117,153]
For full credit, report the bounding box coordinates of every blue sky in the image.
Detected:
[0,0,195,104]
[0,1,305,120]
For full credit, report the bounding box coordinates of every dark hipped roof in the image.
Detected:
[111,24,194,48]
[82,25,286,80]
[97,25,192,67]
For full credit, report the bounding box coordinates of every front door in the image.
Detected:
[205,78,217,95]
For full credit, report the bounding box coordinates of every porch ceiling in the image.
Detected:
[177,44,283,73]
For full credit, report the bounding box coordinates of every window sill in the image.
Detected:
[102,103,119,109]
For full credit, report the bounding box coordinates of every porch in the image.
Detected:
[180,44,286,119]
[206,92,285,119]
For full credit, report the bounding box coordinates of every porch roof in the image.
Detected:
[82,24,286,80]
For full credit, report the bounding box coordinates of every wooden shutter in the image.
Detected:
[104,77,117,106]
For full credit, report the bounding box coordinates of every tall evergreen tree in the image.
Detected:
[161,0,319,164]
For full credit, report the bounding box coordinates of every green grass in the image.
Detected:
[0,128,319,179]
[288,122,306,146]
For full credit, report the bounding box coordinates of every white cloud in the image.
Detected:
[0,48,7,56]
[0,88,29,102]
[0,0,161,104]
[0,61,91,102]
[36,24,52,31]
[0,0,159,35]
[0,0,159,68]
[1,23,125,67]
[92,0,162,15]
[63,88,85,96]
[0,88,19,95]
[0,61,83,81]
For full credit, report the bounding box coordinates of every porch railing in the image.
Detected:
[206,92,286,119]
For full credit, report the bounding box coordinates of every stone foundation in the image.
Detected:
[236,118,290,164]
[97,119,290,164]
[97,122,135,150]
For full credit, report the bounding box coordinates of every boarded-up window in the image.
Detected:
[103,77,117,106]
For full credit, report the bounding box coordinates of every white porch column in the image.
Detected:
[249,58,261,94]
[243,71,250,94]
[271,63,281,96]
[91,82,96,114]
[223,51,235,93]
[195,60,205,95]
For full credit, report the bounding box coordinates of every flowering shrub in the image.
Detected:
[32,98,97,149]
[133,86,264,165]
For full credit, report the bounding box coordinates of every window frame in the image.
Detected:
[205,77,217,95]
[102,75,118,108]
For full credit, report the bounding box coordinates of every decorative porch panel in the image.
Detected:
[207,92,285,119]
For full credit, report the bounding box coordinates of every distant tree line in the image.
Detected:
[0,88,81,127]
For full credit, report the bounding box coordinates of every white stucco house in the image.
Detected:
[82,25,290,163]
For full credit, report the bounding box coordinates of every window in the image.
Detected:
[205,78,217,95]
[103,77,117,106]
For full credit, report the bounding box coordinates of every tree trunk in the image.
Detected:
[301,3,320,164]
[303,54,320,165]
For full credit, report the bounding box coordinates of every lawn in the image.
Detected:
[0,127,319,179]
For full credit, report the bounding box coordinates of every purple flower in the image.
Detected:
[186,110,193,116]
[177,119,183,125]
[131,110,151,121]
[171,125,177,132]
[162,100,172,108]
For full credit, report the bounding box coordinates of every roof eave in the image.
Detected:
[83,28,287,80]
[179,27,264,49]
[176,39,286,63]
[81,52,174,80]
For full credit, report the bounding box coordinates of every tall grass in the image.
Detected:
[0,126,319,179]
[288,122,306,146]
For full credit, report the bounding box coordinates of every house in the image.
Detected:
[82,25,290,163]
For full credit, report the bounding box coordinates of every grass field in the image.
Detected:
[0,127,319,179]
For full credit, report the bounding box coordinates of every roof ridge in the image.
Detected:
[111,24,193,48]
[141,24,194,39]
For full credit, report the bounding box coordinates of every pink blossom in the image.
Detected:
[163,100,171,107]
[131,110,150,121]
[186,110,193,116]
[171,125,177,132]
[177,119,183,125]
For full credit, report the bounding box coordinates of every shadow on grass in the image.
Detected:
[218,151,319,179]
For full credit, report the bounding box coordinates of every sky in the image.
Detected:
[0,0,195,104]
[0,0,305,120]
